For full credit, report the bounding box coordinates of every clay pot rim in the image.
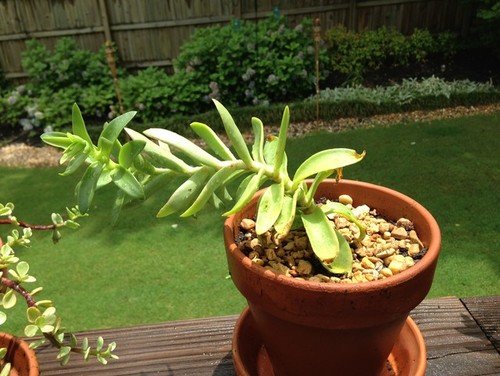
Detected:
[0,332,39,376]
[224,179,441,295]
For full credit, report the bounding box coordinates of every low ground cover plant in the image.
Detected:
[313,76,498,104]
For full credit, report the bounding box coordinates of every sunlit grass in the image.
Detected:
[0,112,498,335]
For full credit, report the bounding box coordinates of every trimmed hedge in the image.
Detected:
[82,90,500,141]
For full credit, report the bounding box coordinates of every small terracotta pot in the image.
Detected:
[224,179,441,376]
[0,333,39,376]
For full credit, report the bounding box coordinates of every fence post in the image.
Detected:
[313,18,321,122]
[98,0,124,113]
[349,0,357,32]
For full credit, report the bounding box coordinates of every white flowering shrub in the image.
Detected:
[175,15,328,106]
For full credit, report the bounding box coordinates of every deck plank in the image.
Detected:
[28,296,499,375]
[462,296,500,353]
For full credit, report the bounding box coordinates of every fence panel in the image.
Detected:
[0,0,474,81]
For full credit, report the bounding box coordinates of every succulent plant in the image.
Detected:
[0,203,117,373]
[42,101,365,274]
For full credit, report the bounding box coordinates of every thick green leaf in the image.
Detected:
[96,337,104,352]
[99,111,137,145]
[251,117,264,163]
[125,128,192,173]
[72,103,92,144]
[2,290,16,309]
[301,205,339,262]
[24,324,38,337]
[210,192,225,210]
[60,142,85,165]
[274,189,299,240]
[110,139,123,160]
[119,140,146,169]
[274,106,290,175]
[222,170,246,186]
[215,186,232,203]
[0,312,5,326]
[142,172,175,199]
[57,346,71,360]
[292,149,366,188]
[235,173,253,200]
[96,169,112,189]
[190,122,235,161]
[320,201,366,240]
[212,99,253,166]
[59,153,87,176]
[78,163,103,213]
[157,168,211,217]
[41,132,72,149]
[16,261,29,276]
[0,363,11,376]
[132,154,157,175]
[27,307,41,323]
[111,166,144,199]
[255,182,285,235]
[97,136,114,158]
[322,229,353,274]
[304,170,333,204]
[224,169,265,216]
[181,166,237,217]
[263,136,278,166]
[144,128,220,168]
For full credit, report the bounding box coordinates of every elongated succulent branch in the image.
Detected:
[42,101,365,274]
[0,203,117,371]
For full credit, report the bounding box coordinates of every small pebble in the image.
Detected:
[240,218,255,230]
[361,257,375,269]
[391,227,408,240]
[409,230,424,247]
[396,218,414,231]
[389,260,406,274]
[338,194,353,205]
[296,260,313,275]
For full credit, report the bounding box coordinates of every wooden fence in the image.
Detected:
[0,0,475,80]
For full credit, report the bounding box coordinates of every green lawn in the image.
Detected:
[0,112,499,335]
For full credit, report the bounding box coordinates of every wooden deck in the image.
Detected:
[31,296,499,375]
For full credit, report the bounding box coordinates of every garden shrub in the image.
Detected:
[174,16,327,107]
[1,38,120,137]
[0,85,42,138]
[121,67,210,122]
[325,27,458,85]
[22,38,113,93]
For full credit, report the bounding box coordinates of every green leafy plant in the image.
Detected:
[325,26,458,85]
[175,15,327,106]
[42,101,365,275]
[0,203,118,372]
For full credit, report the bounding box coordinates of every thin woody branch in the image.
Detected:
[0,219,55,231]
[0,276,37,307]
[0,275,88,354]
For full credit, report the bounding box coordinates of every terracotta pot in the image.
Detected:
[0,333,39,376]
[224,179,441,376]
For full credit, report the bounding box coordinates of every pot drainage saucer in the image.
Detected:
[232,307,426,376]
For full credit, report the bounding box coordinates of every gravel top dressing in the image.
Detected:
[237,194,427,283]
